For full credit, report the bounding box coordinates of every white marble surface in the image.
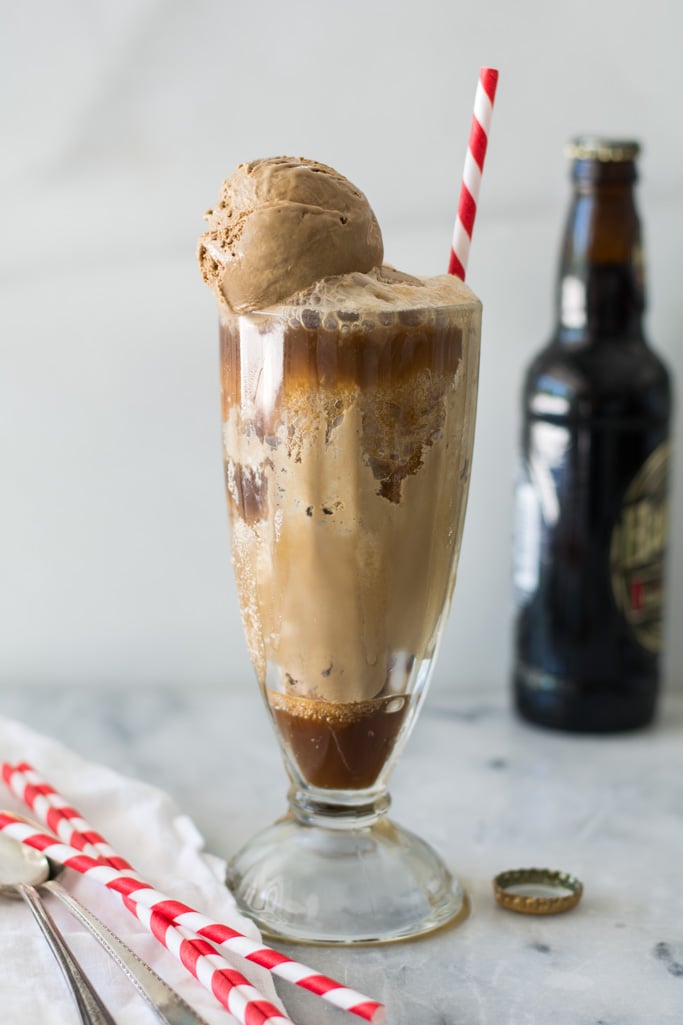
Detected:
[2,684,682,1024]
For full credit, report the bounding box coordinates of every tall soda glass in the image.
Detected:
[221,271,481,943]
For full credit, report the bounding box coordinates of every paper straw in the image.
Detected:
[2,764,385,1025]
[448,66,499,280]
[3,766,132,869]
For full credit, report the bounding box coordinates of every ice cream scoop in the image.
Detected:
[197,156,383,313]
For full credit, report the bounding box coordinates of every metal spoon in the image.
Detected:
[0,831,117,1024]
[0,827,211,1025]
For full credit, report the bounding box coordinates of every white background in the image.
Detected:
[2,0,682,696]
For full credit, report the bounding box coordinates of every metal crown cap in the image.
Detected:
[565,136,641,162]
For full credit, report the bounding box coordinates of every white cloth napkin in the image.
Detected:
[0,713,284,1025]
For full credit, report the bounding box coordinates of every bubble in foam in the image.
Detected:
[301,309,321,329]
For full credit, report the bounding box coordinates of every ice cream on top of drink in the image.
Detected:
[198,156,384,313]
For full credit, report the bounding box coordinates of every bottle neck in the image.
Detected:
[555,160,646,341]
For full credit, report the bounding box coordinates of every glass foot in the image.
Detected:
[227,813,466,944]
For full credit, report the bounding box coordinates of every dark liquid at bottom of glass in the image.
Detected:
[269,692,410,789]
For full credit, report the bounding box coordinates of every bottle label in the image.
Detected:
[610,442,670,653]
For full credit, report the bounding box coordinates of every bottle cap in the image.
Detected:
[565,137,640,162]
[493,867,584,915]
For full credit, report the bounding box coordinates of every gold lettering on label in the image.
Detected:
[616,500,668,570]
[610,442,670,654]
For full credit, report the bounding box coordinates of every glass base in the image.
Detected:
[227,795,466,944]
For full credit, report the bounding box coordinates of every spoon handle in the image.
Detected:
[43,880,213,1025]
[18,883,118,1025]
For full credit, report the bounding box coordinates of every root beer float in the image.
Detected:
[199,157,480,793]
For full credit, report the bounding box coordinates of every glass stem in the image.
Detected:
[287,783,391,830]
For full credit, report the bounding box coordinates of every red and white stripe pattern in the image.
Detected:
[2,763,385,1025]
[448,67,499,281]
[3,764,132,870]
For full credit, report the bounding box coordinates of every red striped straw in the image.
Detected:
[2,764,385,1025]
[448,67,499,280]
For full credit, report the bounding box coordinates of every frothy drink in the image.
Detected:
[219,268,480,790]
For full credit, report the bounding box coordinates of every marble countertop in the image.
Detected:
[2,684,682,1024]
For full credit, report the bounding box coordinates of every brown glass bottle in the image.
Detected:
[513,138,672,731]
